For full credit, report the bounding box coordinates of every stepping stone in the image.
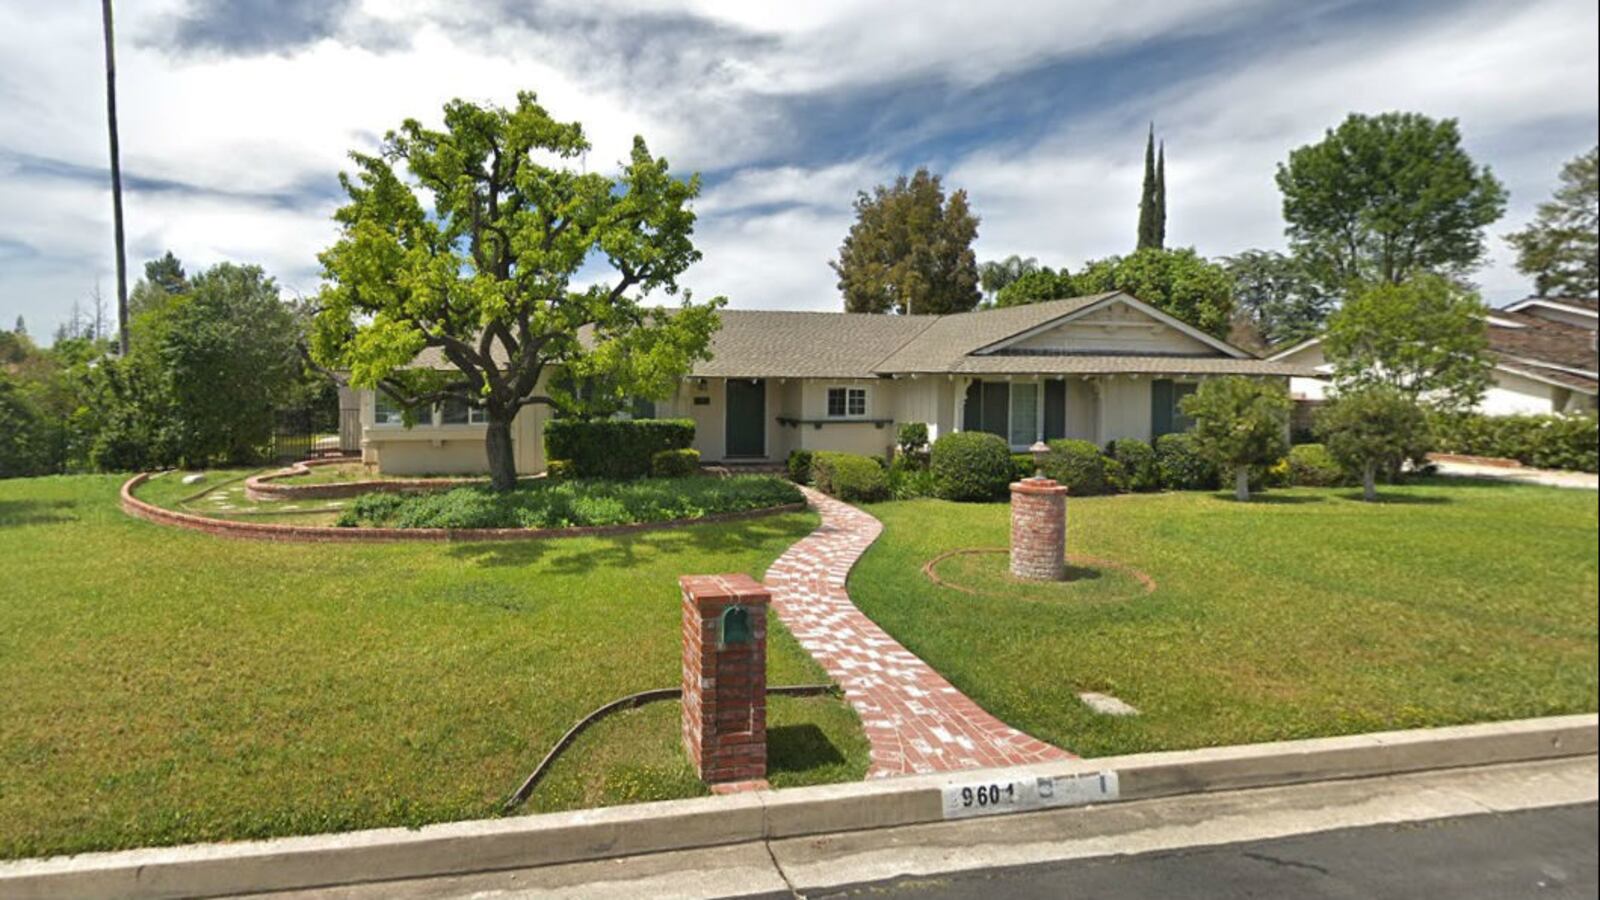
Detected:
[181,473,205,485]
[1078,692,1139,717]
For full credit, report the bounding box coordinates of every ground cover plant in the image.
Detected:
[335,474,801,529]
[0,474,861,859]
[848,481,1597,759]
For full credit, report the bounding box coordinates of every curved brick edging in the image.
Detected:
[121,472,807,544]
[764,487,1072,778]
[244,459,486,501]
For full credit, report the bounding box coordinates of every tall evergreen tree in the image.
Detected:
[1154,140,1167,249]
[1136,125,1158,249]
[832,168,981,314]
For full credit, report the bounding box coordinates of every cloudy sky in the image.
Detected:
[1,0,1595,339]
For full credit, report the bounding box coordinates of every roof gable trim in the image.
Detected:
[972,292,1250,359]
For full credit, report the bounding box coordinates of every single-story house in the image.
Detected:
[1269,295,1598,417]
[357,291,1312,475]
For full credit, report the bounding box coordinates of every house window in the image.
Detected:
[827,387,867,417]
[628,397,657,420]
[440,397,486,425]
[375,392,424,427]
[1009,382,1039,447]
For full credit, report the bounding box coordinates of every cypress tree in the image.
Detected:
[1137,124,1157,249]
[1155,140,1167,249]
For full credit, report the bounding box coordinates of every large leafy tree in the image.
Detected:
[311,93,722,491]
[1505,146,1599,298]
[1074,247,1233,337]
[994,266,1076,308]
[1223,249,1332,347]
[1322,274,1491,413]
[832,168,981,315]
[1178,376,1289,501]
[1276,113,1507,292]
[1316,387,1430,502]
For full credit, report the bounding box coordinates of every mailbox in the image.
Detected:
[718,604,752,647]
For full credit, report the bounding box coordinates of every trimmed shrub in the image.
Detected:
[337,474,802,529]
[1041,439,1117,496]
[650,448,700,478]
[543,418,695,480]
[787,449,814,484]
[1287,443,1345,486]
[1430,412,1598,473]
[1107,438,1159,492]
[930,431,1013,501]
[896,422,930,468]
[545,459,576,481]
[1155,432,1220,490]
[888,465,936,500]
[810,451,891,502]
[1010,453,1037,482]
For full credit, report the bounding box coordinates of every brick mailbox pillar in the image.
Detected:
[1010,477,1068,581]
[680,573,769,786]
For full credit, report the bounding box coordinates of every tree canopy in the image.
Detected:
[1223,249,1332,347]
[1322,274,1490,413]
[1276,112,1506,293]
[310,92,722,490]
[1074,247,1233,336]
[994,266,1076,308]
[1315,387,1430,501]
[1505,145,1598,298]
[1178,376,1289,501]
[1137,125,1167,250]
[978,255,1039,301]
[832,168,981,315]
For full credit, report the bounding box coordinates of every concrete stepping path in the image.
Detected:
[764,487,1071,778]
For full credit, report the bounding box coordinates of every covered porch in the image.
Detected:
[952,374,1197,450]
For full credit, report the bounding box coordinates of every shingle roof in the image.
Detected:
[691,310,934,378]
[1488,312,1598,373]
[867,294,1117,372]
[947,355,1312,376]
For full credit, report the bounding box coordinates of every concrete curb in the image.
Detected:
[3,714,1593,899]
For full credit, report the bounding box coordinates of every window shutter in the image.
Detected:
[1043,379,1066,440]
[963,381,983,431]
[1151,379,1174,437]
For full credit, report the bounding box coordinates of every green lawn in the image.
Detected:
[849,480,1598,758]
[134,467,352,524]
[0,474,863,860]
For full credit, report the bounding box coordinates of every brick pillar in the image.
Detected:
[1010,478,1068,581]
[680,573,769,785]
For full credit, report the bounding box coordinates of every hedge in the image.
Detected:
[810,451,890,502]
[1041,439,1119,496]
[930,432,1013,501]
[650,448,700,478]
[1107,438,1159,492]
[786,449,814,484]
[1154,432,1220,490]
[543,418,695,480]
[1287,443,1345,486]
[1430,412,1598,473]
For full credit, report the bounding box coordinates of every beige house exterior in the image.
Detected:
[358,292,1311,475]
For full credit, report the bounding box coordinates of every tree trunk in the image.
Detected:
[1234,465,1250,502]
[485,416,517,492]
[1362,461,1377,502]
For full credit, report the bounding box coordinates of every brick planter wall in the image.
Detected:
[680,574,769,785]
[244,459,484,501]
[1010,477,1068,581]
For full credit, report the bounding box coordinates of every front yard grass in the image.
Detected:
[849,479,1598,758]
[0,474,862,860]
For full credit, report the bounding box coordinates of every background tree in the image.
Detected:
[0,372,52,478]
[994,266,1076,307]
[1316,387,1430,501]
[1074,247,1233,336]
[311,92,722,491]
[1322,274,1490,413]
[1136,126,1168,250]
[1223,249,1332,347]
[832,168,981,315]
[130,251,190,316]
[1505,146,1598,298]
[1178,376,1289,501]
[1277,112,1507,293]
[977,254,1039,301]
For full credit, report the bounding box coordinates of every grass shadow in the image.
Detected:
[1334,491,1453,505]
[0,498,78,527]
[766,723,846,777]
[1061,564,1105,583]
[1205,492,1324,505]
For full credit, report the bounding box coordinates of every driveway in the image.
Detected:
[1431,459,1598,490]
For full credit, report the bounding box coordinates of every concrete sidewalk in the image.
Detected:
[265,755,1599,899]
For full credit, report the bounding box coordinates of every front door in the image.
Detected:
[725,379,766,458]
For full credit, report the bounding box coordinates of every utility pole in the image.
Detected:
[101,0,130,356]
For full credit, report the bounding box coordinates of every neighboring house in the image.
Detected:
[357,292,1311,475]
[1269,296,1599,416]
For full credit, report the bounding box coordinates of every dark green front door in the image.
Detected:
[725,379,766,457]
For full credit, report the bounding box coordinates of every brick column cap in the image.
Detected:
[1010,478,1068,496]
[680,573,772,608]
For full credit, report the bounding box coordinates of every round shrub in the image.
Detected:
[1010,453,1037,482]
[810,451,891,503]
[650,448,700,478]
[930,431,1013,501]
[787,449,814,484]
[1041,439,1117,496]
[896,422,930,467]
[1287,443,1344,486]
[1107,438,1159,492]
[1154,432,1220,490]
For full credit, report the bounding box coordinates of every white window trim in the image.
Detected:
[825,385,870,419]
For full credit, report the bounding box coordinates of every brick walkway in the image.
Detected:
[764,487,1071,778]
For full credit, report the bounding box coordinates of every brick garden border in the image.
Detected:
[921,547,1157,596]
[121,472,807,544]
[243,458,486,501]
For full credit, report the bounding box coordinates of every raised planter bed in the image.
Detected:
[244,459,484,501]
[123,472,807,544]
